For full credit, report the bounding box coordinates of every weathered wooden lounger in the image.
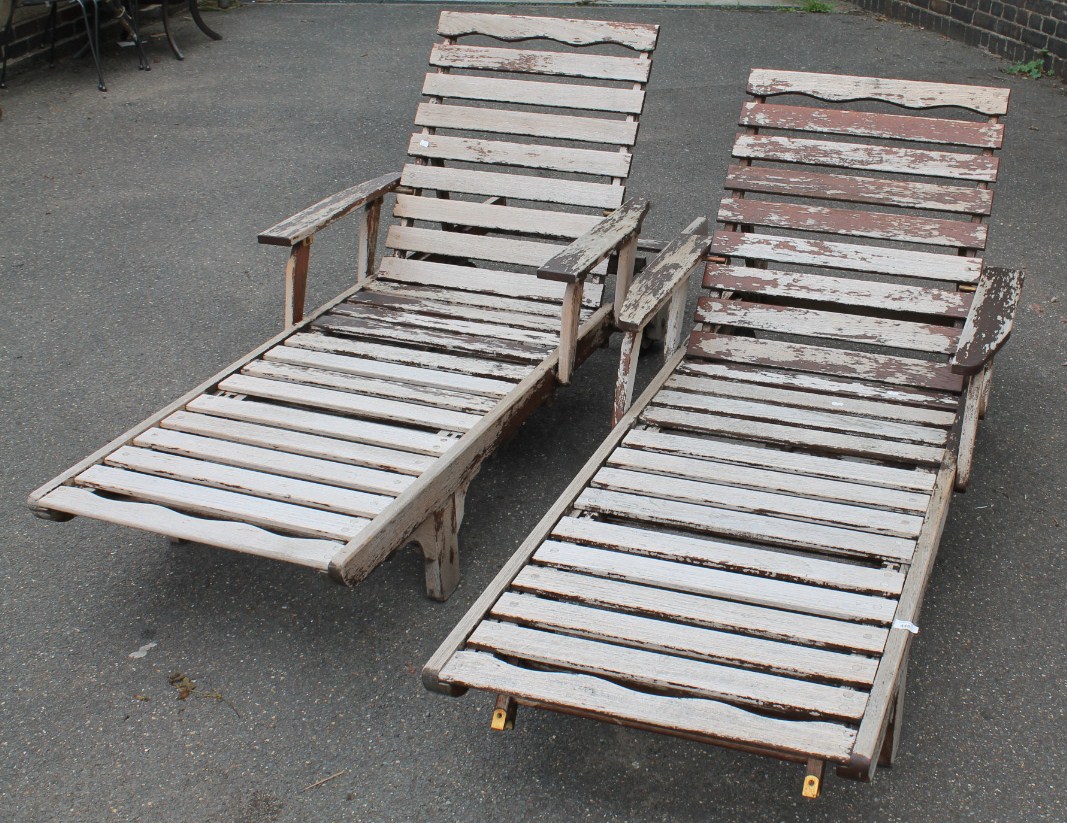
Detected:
[27,12,662,600]
[424,70,1024,794]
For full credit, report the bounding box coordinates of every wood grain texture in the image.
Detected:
[538,198,648,283]
[951,267,1024,375]
[401,163,625,209]
[436,11,659,52]
[407,134,632,178]
[393,193,602,239]
[617,232,711,331]
[414,103,638,146]
[429,43,651,82]
[422,73,645,115]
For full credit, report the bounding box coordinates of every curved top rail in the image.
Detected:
[438,11,660,53]
[747,69,1010,116]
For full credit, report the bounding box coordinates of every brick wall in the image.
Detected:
[851,0,1067,80]
[1,0,120,79]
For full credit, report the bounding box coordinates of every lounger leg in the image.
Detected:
[355,199,381,286]
[956,364,987,492]
[879,660,908,768]
[491,694,517,731]
[612,235,638,320]
[978,362,994,420]
[557,280,584,385]
[612,328,642,427]
[802,758,825,799]
[413,484,468,601]
[283,237,312,328]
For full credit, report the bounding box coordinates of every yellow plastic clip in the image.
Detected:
[490,708,513,731]
[802,774,821,799]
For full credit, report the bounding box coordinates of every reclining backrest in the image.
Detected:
[694,69,1011,394]
[380,12,660,309]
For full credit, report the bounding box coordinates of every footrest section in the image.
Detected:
[36,486,343,569]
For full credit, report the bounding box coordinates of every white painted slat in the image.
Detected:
[265,343,512,398]
[439,651,856,761]
[608,446,929,513]
[536,540,901,621]
[185,394,453,456]
[733,134,998,181]
[289,330,530,381]
[573,489,916,562]
[469,620,868,719]
[512,565,890,652]
[430,43,651,82]
[387,224,564,269]
[408,134,631,178]
[217,374,479,432]
[437,12,660,52]
[401,163,625,209]
[75,465,366,541]
[414,104,638,146]
[666,372,956,427]
[106,445,392,518]
[242,360,497,415]
[38,486,340,570]
[136,427,413,496]
[624,428,937,492]
[643,404,945,465]
[393,193,602,239]
[162,410,434,475]
[695,298,959,355]
[688,333,965,393]
[746,69,1010,115]
[703,265,972,320]
[712,231,982,283]
[350,290,567,334]
[422,72,645,115]
[368,280,567,319]
[593,467,922,537]
[491,593,877,684]
[552,515,905,596]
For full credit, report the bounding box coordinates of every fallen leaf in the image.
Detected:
[168,672,196,700]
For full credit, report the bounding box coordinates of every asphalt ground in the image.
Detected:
[1,4,1065,821]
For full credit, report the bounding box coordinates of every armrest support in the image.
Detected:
[617,228,711,332]
[950,266,1024,375]
[538,198,649,283]
[257,171,402,247]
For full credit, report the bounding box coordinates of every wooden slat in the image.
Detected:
[733,134,998,182]
[75,465,366,541]
[288,330,529,381]
[573,490,916,563]
[609,446,929,513]
[677,361,959,411]
[712,232,982,283]
[185,395,453,455]
[264,343,512,397]
[136,427,412,496]
[350,290,571,334]
[38,486,341,570]
[695,298,960,355]
[471,621,867,723]
[217,374,479,432]
[593,467,923,537]
[490,593,877,685]
[401,163,624,210]
[622,429,936,493]
[704,264,972,319]
[387,224,564,268]
[512,565,890,652]
[643,405,945,465]
[724,165,993,215]
[393,193,601,239]
[717,197,987,249]
[367,280,568,319]
[422,73,645,115]
[243,360,497,415]
[437,11,659,52]
[429,44,650,82]
[739,101,1004,148]
[162,410,434,475]
[441,651,855,759]
[747,69,1010,116]
[688,333,965,392]
[553,515,904,596]
[414,103,638,146]
[408,134,631,178]
[106,445,393,518]
[666,372,955,427]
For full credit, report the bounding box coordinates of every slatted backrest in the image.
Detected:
[382,12,659,307]
[692,69,1010,393]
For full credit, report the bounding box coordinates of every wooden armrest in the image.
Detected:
[257,171,402,247]
[950,266,1024,375]
[538,198,649,283]
[617,226,711,332]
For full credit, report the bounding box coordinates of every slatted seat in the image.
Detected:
[424,70,1024,796]
[27,12,661,600]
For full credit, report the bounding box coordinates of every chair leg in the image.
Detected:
[47,1,59,66]
[413,484,468,602]
[956,364,987,491]
[161,0,183,59]
[73,0,106,91]
[188,0,221,41]
[878,661,908,768]
[1,0,17,88]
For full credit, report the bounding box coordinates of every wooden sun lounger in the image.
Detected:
[27,12,661,601]
[424,69,1024,794]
